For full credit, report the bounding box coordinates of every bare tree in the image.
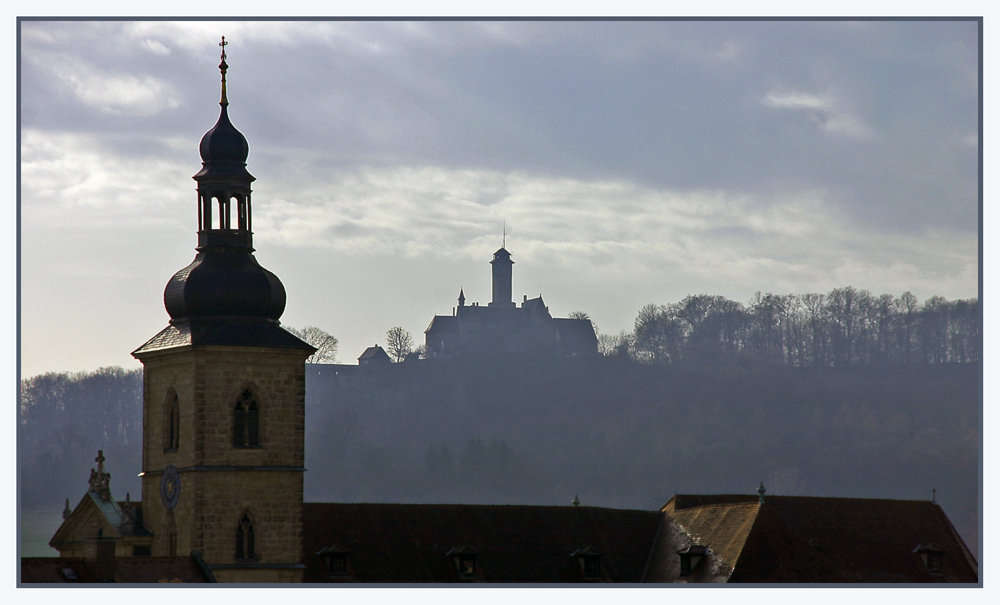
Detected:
[385,327,413,363]
[285,326,339,363]
[567,311,598,334]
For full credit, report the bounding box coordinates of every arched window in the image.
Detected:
[164,391,179,452]
[236,512,256,560]
[233,389,260,447]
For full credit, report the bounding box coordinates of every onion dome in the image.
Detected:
[194,38,253,181]
[195,105,251,179]
[163,252,286,322]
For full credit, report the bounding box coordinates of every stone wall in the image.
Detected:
[138,344,309,580]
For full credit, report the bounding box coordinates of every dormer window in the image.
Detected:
[571,546,603,580]
[677,544,707,577]
[317,545,349,577]
[447,546,478,579]
[914,543,945,574]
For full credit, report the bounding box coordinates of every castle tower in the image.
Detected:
[132,39,315,583]
[489,248,514,308]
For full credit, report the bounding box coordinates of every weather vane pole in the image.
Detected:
[218,36,229,106]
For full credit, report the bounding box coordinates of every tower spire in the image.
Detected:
[219,36,229,106]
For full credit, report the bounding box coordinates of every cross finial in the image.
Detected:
[218,36,230,106]
[95,450,106,473]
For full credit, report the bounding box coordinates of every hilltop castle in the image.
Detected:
[424,247,598,358]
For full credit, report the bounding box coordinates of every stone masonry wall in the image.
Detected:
[138,344,309,576]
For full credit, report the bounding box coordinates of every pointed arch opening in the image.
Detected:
[235,510,257,561]
[233,386,261,448]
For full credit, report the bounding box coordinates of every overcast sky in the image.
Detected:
[18,19,980,377]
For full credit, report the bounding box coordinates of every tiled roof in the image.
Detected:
[662,494,978,583]
[302,502,662,583]
[133,319,314,355]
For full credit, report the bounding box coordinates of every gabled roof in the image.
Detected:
[302,503,662,583]
[358,345,391,362]
[425,315,460,333]
[659,494,978,583]
[50,491,133,547]
[551,317,598,345]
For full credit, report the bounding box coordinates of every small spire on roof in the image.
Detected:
[932,488,937,504]
[757,482,766,504]
[572,494,580,507]
[458,288,466,307]
[63,498,72,520]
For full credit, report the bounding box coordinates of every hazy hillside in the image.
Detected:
[18,357,979,557]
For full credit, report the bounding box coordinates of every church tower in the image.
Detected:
[132,39,315,583]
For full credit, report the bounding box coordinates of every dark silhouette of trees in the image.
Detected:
[615,289,977,368]
[386,327,414,362]
[19,367,143,508]
[285,326,339,363]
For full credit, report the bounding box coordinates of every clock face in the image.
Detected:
[160,465,180,510]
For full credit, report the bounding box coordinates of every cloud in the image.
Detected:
[20,129,191,218]
[762,89,874,140]
[246,162,974,298]
[43,55,183,116]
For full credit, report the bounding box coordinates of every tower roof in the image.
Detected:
[135,37,311,356]
[194,36,253,181]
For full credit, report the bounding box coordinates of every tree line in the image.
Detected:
[19,367,144,508]
[599,288,978,367]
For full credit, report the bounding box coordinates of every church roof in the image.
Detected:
[133,320,315,356]
[194,36,252,181]
[301,502,662,583]
[654,494,978,583]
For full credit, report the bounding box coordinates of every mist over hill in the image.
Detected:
[19,289,980,556]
